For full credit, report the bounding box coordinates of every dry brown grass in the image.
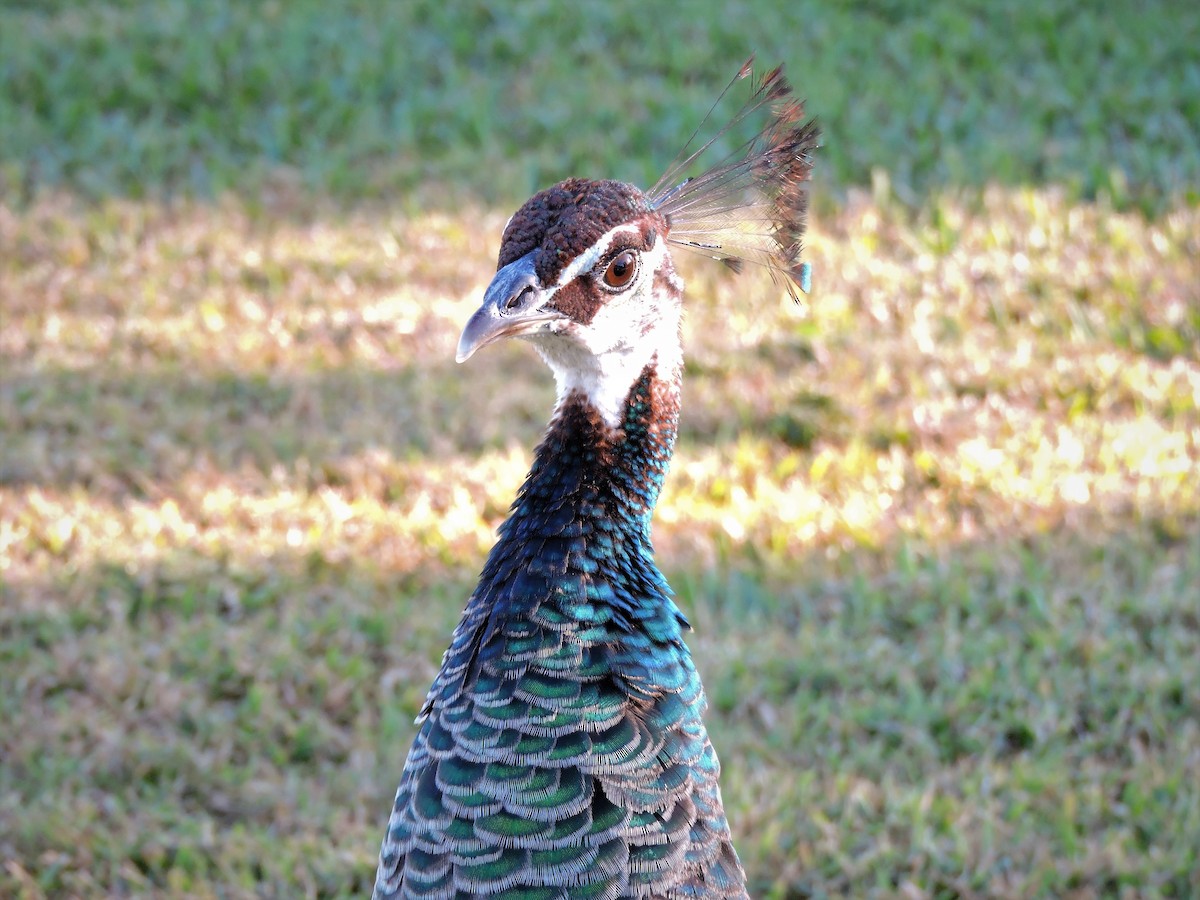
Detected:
[2,186,1199,897]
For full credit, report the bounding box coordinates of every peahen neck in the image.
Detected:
[473,355,684,633]
[514,357,679,542]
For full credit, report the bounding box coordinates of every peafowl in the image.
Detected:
[375,60,819,899]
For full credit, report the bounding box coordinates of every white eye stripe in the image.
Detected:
[553,223,645,288]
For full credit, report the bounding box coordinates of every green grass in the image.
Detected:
[2,1,1200,898]
[2,0,1198,208]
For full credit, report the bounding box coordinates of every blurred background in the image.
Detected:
[2,1,1198,897]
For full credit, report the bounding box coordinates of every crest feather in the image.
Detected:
[648,57,821,300]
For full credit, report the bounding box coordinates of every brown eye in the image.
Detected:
[602,250,638,289]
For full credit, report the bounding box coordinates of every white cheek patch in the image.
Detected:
[566,236,667,352]
[536,237,682,430]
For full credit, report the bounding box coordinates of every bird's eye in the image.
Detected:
[602,250,638,289]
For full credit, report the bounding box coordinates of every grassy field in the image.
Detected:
[2,1,1199,898]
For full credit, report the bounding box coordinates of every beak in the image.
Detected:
[456,252,565,363]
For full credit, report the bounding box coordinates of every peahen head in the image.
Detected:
[456,59,820,429]
[457,178,682,427]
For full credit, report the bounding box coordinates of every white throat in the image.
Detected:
[538,324,681,429]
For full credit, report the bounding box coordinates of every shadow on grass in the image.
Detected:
[0,343,848,495]
[0,356,534,492]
